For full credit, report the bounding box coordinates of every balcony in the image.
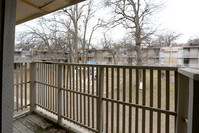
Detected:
[183,54,198,59]
[13,62,199,133]
[87,53,95,57]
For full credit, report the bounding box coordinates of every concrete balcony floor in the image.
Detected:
[13,113,68,133]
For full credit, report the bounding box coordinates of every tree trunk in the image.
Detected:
[74,21,79,63]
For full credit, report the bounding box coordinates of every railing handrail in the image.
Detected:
[33,61,179,71]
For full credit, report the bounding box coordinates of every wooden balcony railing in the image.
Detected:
[13,62,199,133]
[14,63,30,113]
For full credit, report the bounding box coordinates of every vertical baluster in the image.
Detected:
[25,63,27,107]
[64,65,67,116]
[88,66,90,126]
[39,63,41,105]
[45,63,47,108]
[14,65,16,110]
[117,68,120,133]
[46,64,48,109]
[70,65,72,119]
[122,68,126,133]
[43,63,45,107]
[84,66,86,124]
[135,69,139,133]
[66,65,69,117]
[47,64,50,109]
[63,65,66,116]
[58,64,63,124]
[48,64,50,109]
[92,66,95,128]
[40,63,42,106]
[142,69,146,133]
[166,70,170,133]
[76,65,79,122]
[111,67,114,133]
[16,64,19,110]
[51,64,53,111]
[80,66,82,123]
[129,68,132,133]
[43,63,46,107]
[20,63,23,108]
[150,69,153,133]
[55,64,58,113]
[157,70,161,133]
[106,67,109,133]
[52,64,55,111]
[73,65,75,120]
[42,63,44,107]
[47,64,49,109]
[95,67,98,128]
[38,63,40,105]
[49,64,51,110]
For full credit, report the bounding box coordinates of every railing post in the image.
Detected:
[176,68,199,133]
[30,62,37,112]
[176,73,189,133]
[58,64,63,124]
[97,67,104,133]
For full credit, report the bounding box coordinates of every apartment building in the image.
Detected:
[14,49,68,62]
[147,45,199,68]
[159,47,183,67]
[15,45,199,68]
[183,46,199,68]
[87,48,124,64]
[146,47,160,66]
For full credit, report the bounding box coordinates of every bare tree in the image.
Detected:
[104,0,162,66]
[16,0,102,63]
[119,36,148,65]
[84,20,103,63]
[152,31,181,47]
[101,33,122,64]
[16,14,77,62]
[61,0,102,63]
[187,36,199,46]
[62,4,83,63]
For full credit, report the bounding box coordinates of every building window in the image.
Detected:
[184,59,189,65]
[127,57,132,64]
[155,59,159,64]
[88,57,91,61]
[108,57,112,62]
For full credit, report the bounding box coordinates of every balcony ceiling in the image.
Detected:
[16,0,85,25]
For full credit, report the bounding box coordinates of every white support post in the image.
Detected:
[30,62,37,112]
[58,64,63,124]
[97,67,104,133]
[176,68,199,133]
[0,0,16,132]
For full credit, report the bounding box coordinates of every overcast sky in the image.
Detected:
[16,0,199,45]
[108,0,199,44]
[157,0,199,43]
